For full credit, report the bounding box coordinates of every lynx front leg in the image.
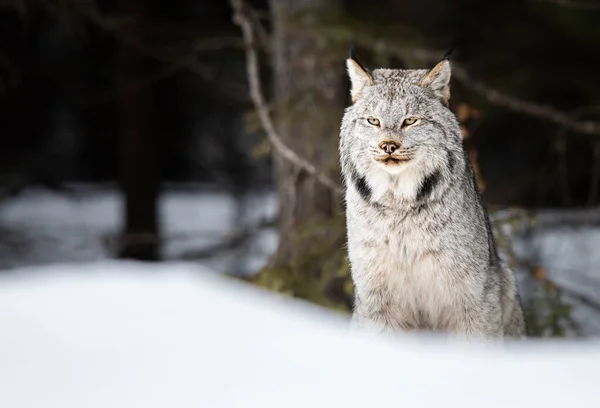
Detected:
[351,296,417,333]
[350,298,387,332]
[448,305,504,342]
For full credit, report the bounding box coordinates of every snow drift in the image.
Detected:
[0,261,598,408]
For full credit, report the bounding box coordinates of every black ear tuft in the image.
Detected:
[348,42,356,60]
[347,43,368,73]
[443,44,457,61]
[442,33,471,61]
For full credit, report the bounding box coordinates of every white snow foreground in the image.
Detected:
[0,262,598,408]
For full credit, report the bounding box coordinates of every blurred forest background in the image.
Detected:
[1,0,600,337]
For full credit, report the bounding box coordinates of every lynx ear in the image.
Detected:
[419,59,451,105]
[346,46,373,103]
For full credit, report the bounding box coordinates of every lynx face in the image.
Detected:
[340,58,463,201]
[350,82,449,175]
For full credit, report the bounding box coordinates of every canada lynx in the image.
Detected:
[339,51,525,340]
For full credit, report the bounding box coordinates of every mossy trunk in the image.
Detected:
[270,0,344,264]
[267,0,348,306]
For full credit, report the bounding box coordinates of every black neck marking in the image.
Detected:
[351,168,371,202]
[416,169,442,202]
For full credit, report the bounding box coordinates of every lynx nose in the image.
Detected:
[379,141,399,154]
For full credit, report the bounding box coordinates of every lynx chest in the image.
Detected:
[347,206,460,330]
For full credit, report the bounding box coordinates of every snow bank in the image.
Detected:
[0,261,599,408]
[0,186,277,272]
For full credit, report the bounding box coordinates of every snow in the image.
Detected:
[506,209,600,336]
[0,185,599,336]
[0,185,278,274]
[0,261,599,408]
[529,227,600,335]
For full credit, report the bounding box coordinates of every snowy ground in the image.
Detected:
[1,261,600,408]
[505,209,600,336]
[0,184,278,274]
[0,185,599,336]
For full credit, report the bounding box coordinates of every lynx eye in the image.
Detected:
[402,117,418,127]
[367,117,380,126]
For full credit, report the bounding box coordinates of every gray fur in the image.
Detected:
[339,59,525,340]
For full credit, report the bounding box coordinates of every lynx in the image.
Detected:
[339,50,525,340]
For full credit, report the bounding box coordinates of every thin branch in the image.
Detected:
[557,281,600,313]
[246,4,271,53]
[451,65,600,135]
[360,41,600,135]
[178,217,276,261]
[230,0,342,194]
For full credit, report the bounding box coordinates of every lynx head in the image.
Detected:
[340,54,464,203]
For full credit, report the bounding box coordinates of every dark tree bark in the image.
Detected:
[269,0,345,269]
[116,0,161,261]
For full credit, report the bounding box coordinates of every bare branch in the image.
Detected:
[360,41,600,135]
[178,217,276,261]
[451,65,600,135]
[246,4,272,53]
[230,0,342,194]
[557,280,600,313]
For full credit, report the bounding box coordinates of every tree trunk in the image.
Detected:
[269,0,345,271]
[116,0,161,261]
